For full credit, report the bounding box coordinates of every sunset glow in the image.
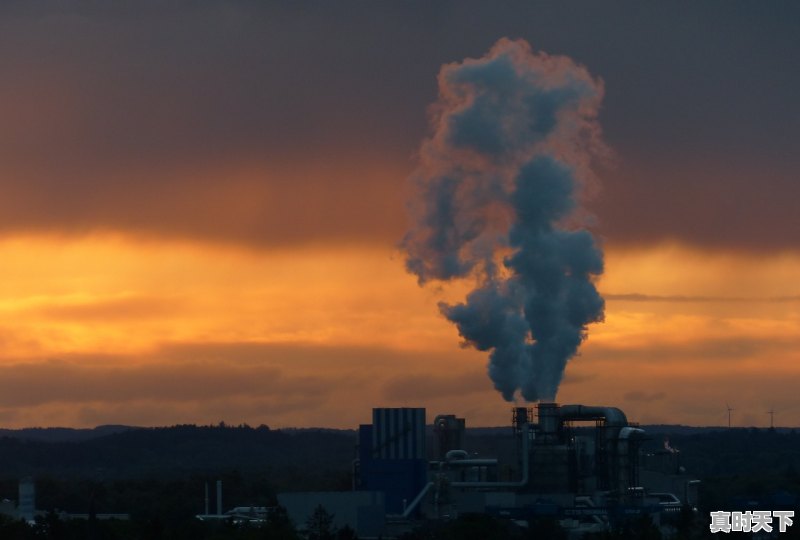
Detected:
[0,233,796,428]
[1,2,798,431]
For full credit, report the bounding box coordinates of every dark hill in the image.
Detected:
[0,424,356,486]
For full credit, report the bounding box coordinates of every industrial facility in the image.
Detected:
[279,403,699,538]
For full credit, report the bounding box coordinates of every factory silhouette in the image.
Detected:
[263,404,698,538]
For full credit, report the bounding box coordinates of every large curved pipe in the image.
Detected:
[555,404,630,493]
[445,450,468,461]
[557,405,628,427]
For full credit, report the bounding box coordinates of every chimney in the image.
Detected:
[204,482,209,515]
[216,480,223,516]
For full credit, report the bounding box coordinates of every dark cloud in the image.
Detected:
[0,341,475,408]
[0,360,330,407]
[594,160,800,252]
[153,341,431,370]
[0,1,797,250]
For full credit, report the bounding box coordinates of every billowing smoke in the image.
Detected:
[402,39,606,402]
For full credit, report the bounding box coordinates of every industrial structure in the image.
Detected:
[0,478,130,523]
[279,403,699,538]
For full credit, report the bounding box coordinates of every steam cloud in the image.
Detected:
[402,39,606,402]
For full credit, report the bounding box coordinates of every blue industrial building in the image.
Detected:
[356,408,428,514]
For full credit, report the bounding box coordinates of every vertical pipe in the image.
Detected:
[204,482,209,515]
[216,480,223,516]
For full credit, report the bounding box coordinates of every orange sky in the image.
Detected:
[2,3,799,429]
[0,235,797,428]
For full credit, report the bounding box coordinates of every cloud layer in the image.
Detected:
[0,1,797,250]
[0,2,798,428]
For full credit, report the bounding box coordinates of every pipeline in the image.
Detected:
[557,404,627,427]
[399,481,434,519]
[451,423,530,488]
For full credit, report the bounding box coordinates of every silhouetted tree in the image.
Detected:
[306,505,336,540]
[336,524,358,540]
[261,506,299,540]
[0,514,35,540]
[526,517,567,540]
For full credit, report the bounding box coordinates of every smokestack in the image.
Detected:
[513,407,532,431]
[216,480,222,516]
[537,402,560,436]
[403,38,606,402]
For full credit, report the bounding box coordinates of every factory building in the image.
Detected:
[279,403,699,538]
[0,478,130,523]
[355,408,428,515]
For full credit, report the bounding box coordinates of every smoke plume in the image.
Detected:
[402,39,606,402]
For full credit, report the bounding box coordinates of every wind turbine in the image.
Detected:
[726,403,734,429]
[767,408,775,429]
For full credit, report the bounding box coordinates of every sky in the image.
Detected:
[0,1,798,429]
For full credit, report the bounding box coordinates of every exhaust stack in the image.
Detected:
[216,480,222,516]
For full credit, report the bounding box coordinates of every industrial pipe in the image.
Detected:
[400,481,434,519]
[445,449,469,461]
[558,405,627,426]
[451,423,530,488]
[446,458,499,467]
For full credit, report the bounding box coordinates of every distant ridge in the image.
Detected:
[0,425,138,443]
[0,423,790,444]
[0,423,795,482]
[461,425,797,436]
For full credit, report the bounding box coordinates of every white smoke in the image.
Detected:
[402,39,606,402]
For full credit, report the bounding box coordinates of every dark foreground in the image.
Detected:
[0,424,798,539]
